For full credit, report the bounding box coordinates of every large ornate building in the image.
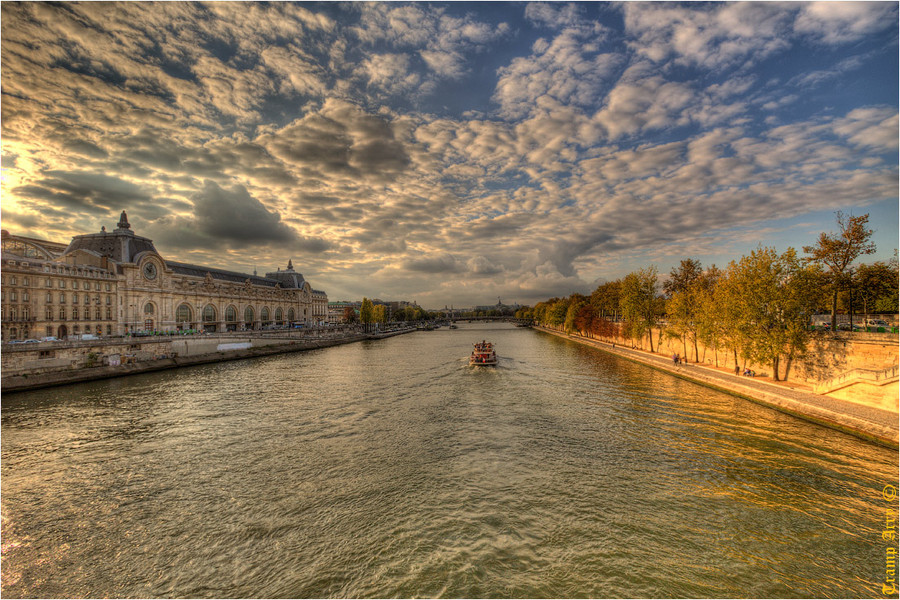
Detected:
[1,211,328,340]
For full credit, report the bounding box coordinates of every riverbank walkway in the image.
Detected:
[535,326,899,449]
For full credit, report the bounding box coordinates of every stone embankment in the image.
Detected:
[535,326,899,449]
[1,328,412,394]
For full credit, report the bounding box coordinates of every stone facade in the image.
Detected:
[1,211,328,340]
[1,243,119,340]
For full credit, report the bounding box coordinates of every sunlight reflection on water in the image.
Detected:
[2,323,896,598]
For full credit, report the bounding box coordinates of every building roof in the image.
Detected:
[165,260,279,287]
[63,211,158,264]
[1,251,48,266]
[1,230,69,259]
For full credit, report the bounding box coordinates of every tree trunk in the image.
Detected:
[783,353,793,381]
[831,287,839,331]
[693,335,699,363]
[772,356,780,381]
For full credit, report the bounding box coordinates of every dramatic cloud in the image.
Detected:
[494,24,620,119]
[623,3,794,69]
[190,181,299,245]
[794,2,898,44]
[403,254,466,274]
[13,171,152,214]
[1,2,897,307]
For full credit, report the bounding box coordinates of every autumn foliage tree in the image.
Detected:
[564,294,587,333]
[664,259,703,362]
[359,297,374,332]
[591,280,622,322]
[526,211,890,380]
[693,265,724,366]
[548,298,569,328]
[343,305,357,323]
[803,212,876,330]
[718,247,816,380]
[574,303,597,337]
[854,259,899,316]
[620,266,661,352]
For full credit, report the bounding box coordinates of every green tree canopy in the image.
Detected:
[360,297,374,331]
[855,260,900,315]
[620,266,661,352]
[663,258,702,298]
[373,304,386,324]
[803,212,876,329]
[548,298,569,327]
[590,280,622,320]
[719,247,816,380]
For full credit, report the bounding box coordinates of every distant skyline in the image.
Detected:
[1,2,897,306]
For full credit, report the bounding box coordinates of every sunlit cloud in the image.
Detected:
[1,2,896,307]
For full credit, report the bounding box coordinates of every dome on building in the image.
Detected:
[265,260,307,289]
[63,210,159,264]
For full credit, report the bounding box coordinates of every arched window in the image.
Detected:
[144,303,154,315]
[288,308,295,322]
[225,306,237,322]
[275,307,283,323]
[1,237,53,259]
[202,304,217,322]
[176,304,192,323]
[244,306,254,324]
[261,307,270,323]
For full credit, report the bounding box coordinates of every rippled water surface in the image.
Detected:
[2,323,897,598]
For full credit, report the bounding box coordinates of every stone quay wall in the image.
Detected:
[651,328,898,412]
[536,326,898,448]
[1,328,412,393]
[572,325,899,413]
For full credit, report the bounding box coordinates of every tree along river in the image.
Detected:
[1,323,897,598]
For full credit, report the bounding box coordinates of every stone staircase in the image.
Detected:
[813,365,899,412]
[814,365,899,393]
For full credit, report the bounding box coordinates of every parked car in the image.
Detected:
[837,323,863,332]
[866,319,890,328]
[40,336,60,342]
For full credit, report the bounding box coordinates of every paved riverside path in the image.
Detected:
[535,327,899,449]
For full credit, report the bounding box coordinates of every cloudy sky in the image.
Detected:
[1,2,897,307]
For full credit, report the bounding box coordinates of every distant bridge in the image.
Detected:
[455,317,532,326]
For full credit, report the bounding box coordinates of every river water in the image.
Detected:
[1,323,897,598]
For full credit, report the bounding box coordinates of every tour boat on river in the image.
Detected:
[470,341,498,366]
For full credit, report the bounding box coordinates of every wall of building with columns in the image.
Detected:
[1,222,328,340]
